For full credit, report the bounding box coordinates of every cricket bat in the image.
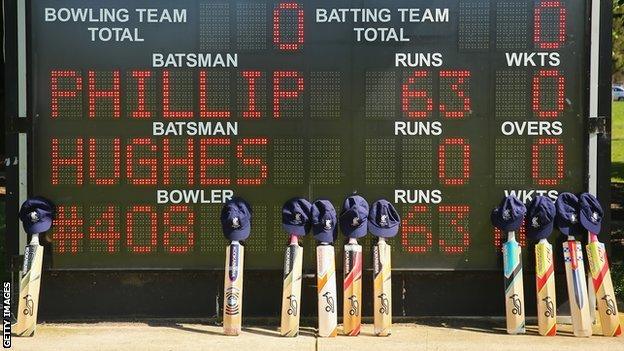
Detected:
[280,235,303,337]
[343,238,362,336]
[535,238,557,336]
[224,241,244,336]
[502,231,525,334]
[317,242,338,337]
[586,233,622,337]
[563,237,592,337]
[12,233,44,337]
[373,237,391,336]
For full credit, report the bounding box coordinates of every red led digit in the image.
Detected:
[127,138,158,185]
[242,71,262,119]
[50,70,82,118]
[88,70,120,118]
[534,1,566,50]
[88,138,120,185]
[131,70,153,119]
[401,205,433,253]
[52,205,84,254]
[236,138,268,185]
[532,69,565,118]
[273,2,304,51]
[162,70,194,119]
[273,71,304,118]
[163,205,195,253]
[199,71,231,118]
[438,138,470,186]
[493,218,527,250]
[532,137,564,186]
[439,70,471,119]
[89,205,120,253]
[438,205,470,254]
[126,205,158,254]
[199,138,231,185]
[402,70,433,119]
[162,139,195,185]
[51,138,84,186]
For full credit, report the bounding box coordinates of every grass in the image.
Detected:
[613,102,624,183]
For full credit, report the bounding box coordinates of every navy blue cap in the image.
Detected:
[282,197,312,236]
[220,197,252,241]
[310,200,337,243]
[491,195,526,232]
[339,195,369,239]
[579,193,603,234]
[555,192,581,236]
[526,196,555,240]
[368,199,401,238]
[19,197,55,234]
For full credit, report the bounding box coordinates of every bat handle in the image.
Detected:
[231,240,240,245]
[30,233,41,245]
[289,234,299,246]
[506,231,516,242]
[588,232,599,243]
[377,237,386,244]
[348,237,358,245]
[538,238,549,245]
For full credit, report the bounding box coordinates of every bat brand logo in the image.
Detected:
[380,215,388,226]
[287,294,298,316]
[323,220,332,230]
[373,247,381,275]
[542,296,554,318]
[602,294,617,315]
[225,287,240,315]
[348,295,359,316]
[531,217,540,228]
[23,294,34,316]
[378,293,389,315]
[510,294,522,315]
[228,245,239,281]
[231,217,240,228]
[322,292,335,313]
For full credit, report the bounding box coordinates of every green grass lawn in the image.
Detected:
[613,102,624,183]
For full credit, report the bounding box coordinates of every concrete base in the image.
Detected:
[9,316,624,351]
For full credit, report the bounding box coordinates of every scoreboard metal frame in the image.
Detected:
[1,0,613,317]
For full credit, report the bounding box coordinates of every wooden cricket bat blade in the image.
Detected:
[373,239,392,336]
[586,238,622,337]
[280,242,303,337]
[223,242,244,336]
[535,239,557,336]
[563,239,592,337]
[317,244,337,337]
[12,236,44,337]
[343,241,362,336]
[502,233,525,334]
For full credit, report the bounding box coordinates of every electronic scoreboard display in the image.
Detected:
[30,0,587,269]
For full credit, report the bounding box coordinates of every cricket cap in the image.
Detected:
[221,197,252,241]
[579,192,603,234]
[491,195,526,232]
[526,196,555,241]
[282,197,312,236]
[368,199,401,238]
[339,195,369,239]
[311,199,337,243]
[19,197,55,234]
[555,192,582,236]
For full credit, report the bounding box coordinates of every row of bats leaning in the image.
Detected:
[493,192,622,337]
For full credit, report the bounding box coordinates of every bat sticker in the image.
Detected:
[602,294,616,315]
[348,295,359,316]
[23,295,34,316]
[225,286,240,315]
[542,296,554,317]
[378,293,389,315]
[323,292,335,313]
[286,294,298,316]
[510,294,522,315]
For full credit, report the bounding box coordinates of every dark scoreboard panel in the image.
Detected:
[31,0,587,269]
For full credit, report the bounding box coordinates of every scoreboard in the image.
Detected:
[30,0,588,269]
